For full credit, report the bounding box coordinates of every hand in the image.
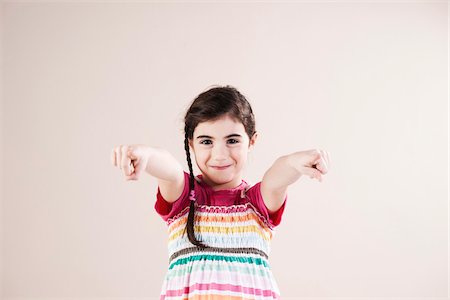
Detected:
[287,149,331,182]
[110,144,152,181]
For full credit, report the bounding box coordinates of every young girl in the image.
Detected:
[111,85,330,299]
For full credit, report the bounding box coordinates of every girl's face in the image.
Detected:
[189,115,257,190]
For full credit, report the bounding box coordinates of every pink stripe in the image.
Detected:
[164,282,279,298]
[163,265,277,291]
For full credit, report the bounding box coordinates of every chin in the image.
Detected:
[208,169,234,179]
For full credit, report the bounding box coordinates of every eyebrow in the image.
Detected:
[196,134,243,140]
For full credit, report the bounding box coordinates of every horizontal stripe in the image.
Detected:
[161,294,255,300]
[161,291,279,300]
[169,225,272,243]
[162,265,279,292]
[169,246,268,264]
[169,253,270,270]
[162,282,280,299]
[169,208,269,229]
[160,200,281,299]
[168,216,272,242]
[167,202,276,231]
[168,230,272,251]
[161,290,259,300]
[164,260,274,280]
[168,230,271,246]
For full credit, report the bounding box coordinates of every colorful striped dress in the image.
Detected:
[155,171,287,300]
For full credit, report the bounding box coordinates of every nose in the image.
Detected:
[211,143,229,160]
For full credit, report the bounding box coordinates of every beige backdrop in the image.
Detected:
[0,1,448,299]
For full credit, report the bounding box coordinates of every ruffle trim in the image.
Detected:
[168,237,271,257]
[168,246,269,265]
[166,201,275,231]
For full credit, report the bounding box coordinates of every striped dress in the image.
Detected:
[155,171,287,300]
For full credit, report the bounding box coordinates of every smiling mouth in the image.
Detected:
[212,165,231,170]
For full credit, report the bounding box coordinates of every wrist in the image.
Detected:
[285,153,303,176]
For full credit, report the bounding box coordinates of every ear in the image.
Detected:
[248,131,258,152]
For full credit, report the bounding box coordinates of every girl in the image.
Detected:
[111,85,330,299]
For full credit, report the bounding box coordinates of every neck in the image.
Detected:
[199,174,243,191]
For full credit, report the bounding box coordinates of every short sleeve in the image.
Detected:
[245,182,287,228]
[154,171,191,222]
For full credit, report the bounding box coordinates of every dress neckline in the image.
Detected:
[195,174,248,194]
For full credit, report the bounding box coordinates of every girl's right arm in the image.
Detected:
[111,144,185,203]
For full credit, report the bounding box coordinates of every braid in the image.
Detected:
[183,130,208,249]
[182,85,254,248]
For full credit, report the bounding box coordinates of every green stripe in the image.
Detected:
[169,254,269,270]
[165,261,272,280]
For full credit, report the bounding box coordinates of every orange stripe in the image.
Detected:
[169,205,270,230]
[169,211,272,236]
[168,224,272,242]
[181,294,255,300]
[168,220,273,242]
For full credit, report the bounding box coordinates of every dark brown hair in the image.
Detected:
[183,85,256,248]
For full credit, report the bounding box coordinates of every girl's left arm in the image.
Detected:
[260,149,330,213]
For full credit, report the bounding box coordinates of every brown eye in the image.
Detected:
[228,139,239,144]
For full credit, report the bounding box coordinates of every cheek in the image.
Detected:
[232,148,247,160]
[195,151,208,162]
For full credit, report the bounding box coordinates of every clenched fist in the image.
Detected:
[287,149,331,182]
[111,144,152,181]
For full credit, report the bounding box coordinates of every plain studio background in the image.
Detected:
[0,1,448,299]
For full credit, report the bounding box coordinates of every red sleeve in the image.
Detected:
[245,182,287,227]
[154,171,191,222]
